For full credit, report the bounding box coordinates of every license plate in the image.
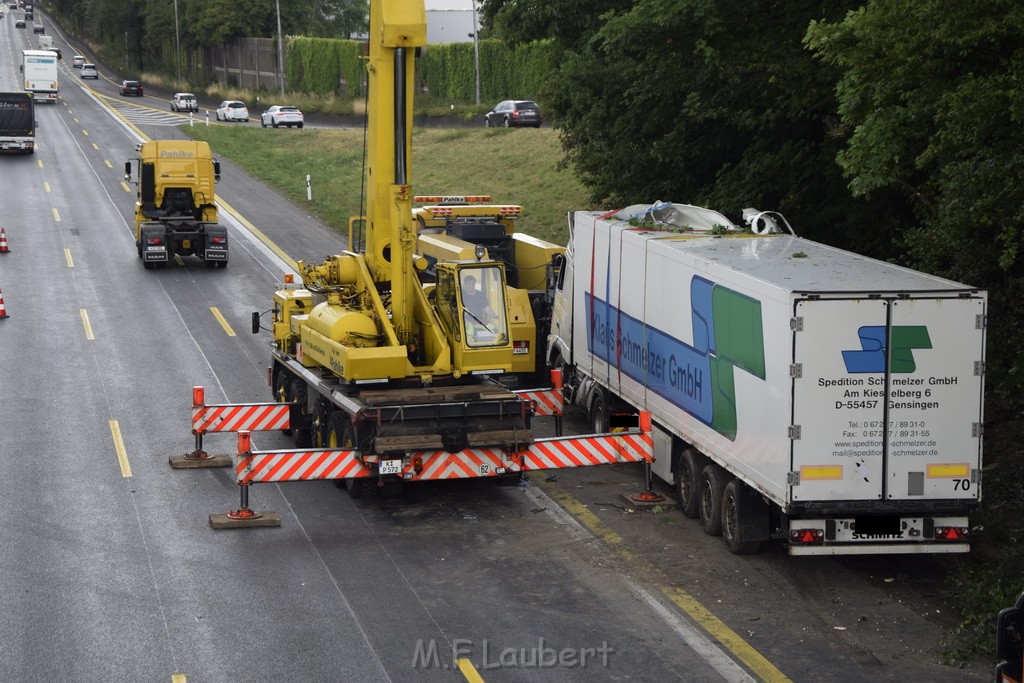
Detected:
[379,459,402,475]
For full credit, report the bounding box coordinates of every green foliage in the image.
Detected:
[287,36,366,96]
[421,39,556,104]
[806,0,1024,416]
[548,0,901,253]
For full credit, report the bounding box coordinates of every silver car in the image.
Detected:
[216,100,249,122]
[80,63,98,79]
[260,105,303,129]
[170,93,198,112]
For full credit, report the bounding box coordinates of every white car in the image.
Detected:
[170,93,198,112]
[80,63,98,79]
[72,55,85,68]
[216,100,248,122]
[260,105,303,129]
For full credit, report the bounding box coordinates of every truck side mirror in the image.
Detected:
[251,311,261,334]
[123,161,131,182]
[213,160,221,183]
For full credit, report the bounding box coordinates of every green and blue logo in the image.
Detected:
[586,276,766,440]
[842,326,932,373]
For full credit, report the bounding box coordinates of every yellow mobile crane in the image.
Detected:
[260,0,536,493]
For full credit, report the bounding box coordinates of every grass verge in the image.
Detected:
[184,124,594,245]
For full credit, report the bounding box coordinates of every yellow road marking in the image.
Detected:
[174,254,185,266]
[210,307,236,337]
[171,675,186,683]
[121,181,131,193]
[104,159,112,168]
[37,159,42,167]
[80,308,94,340]
[457,658,484,683]
[44,182,50,192]
[538,482,792,683]
[82,130,89,136]
[52,208,60,222]
[92,143,99,150]
[73,117,79,123]
[109,420,132,478]
[65,249,74,267]
[218,197,299,271]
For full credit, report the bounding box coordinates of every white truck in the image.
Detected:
[547,202,986,555]
[21,49,58,104]
[37,34,53,51]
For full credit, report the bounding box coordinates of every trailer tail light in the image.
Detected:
[934,526,969,541]
[146,237,162,245]
[210,236,226,244]
[790,529,824,544]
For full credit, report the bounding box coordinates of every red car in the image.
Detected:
[119,80,143,96]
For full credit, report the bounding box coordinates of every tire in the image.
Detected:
[272,120,279,128]
[326,412,374,497]
[261,119,267,128]
[673,448,702,519]
[311,400,332,448]
[297,122,303,129]
[721,479,762,555]
[272,370,292,435]
[289,379,313,447]
[589,392,609,433]
[698,464,727,536]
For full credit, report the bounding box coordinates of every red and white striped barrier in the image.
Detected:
[514,387,564,417]
[232,414,653,485]
[191,386,290,435]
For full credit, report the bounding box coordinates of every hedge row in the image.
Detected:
[286,36,367,96]
[282,36,556,103]
[420,39,557,103]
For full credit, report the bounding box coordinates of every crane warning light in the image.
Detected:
[283,273,295,284]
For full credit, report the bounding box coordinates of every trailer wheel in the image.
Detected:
[721,479,761,555]
[589,392,609,433]
[674,448,702,519]
[698,464,726,536]
[289,379,313,447]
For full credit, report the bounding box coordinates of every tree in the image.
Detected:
[806,0,1024,410]
[481,0,633,50]
[548,0,902,253]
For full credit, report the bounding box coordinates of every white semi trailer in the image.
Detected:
[547,202,986,555]
[21,49,58,104]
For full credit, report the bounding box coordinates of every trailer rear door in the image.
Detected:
[791,296,984,504]
[885,297,984,501]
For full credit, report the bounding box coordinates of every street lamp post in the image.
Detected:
[471,1,480,105]
[275,0,285,97]
[173,0,181,83]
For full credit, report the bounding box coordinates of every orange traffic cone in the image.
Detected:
[0,228,8,253]
[0,289,7,318]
